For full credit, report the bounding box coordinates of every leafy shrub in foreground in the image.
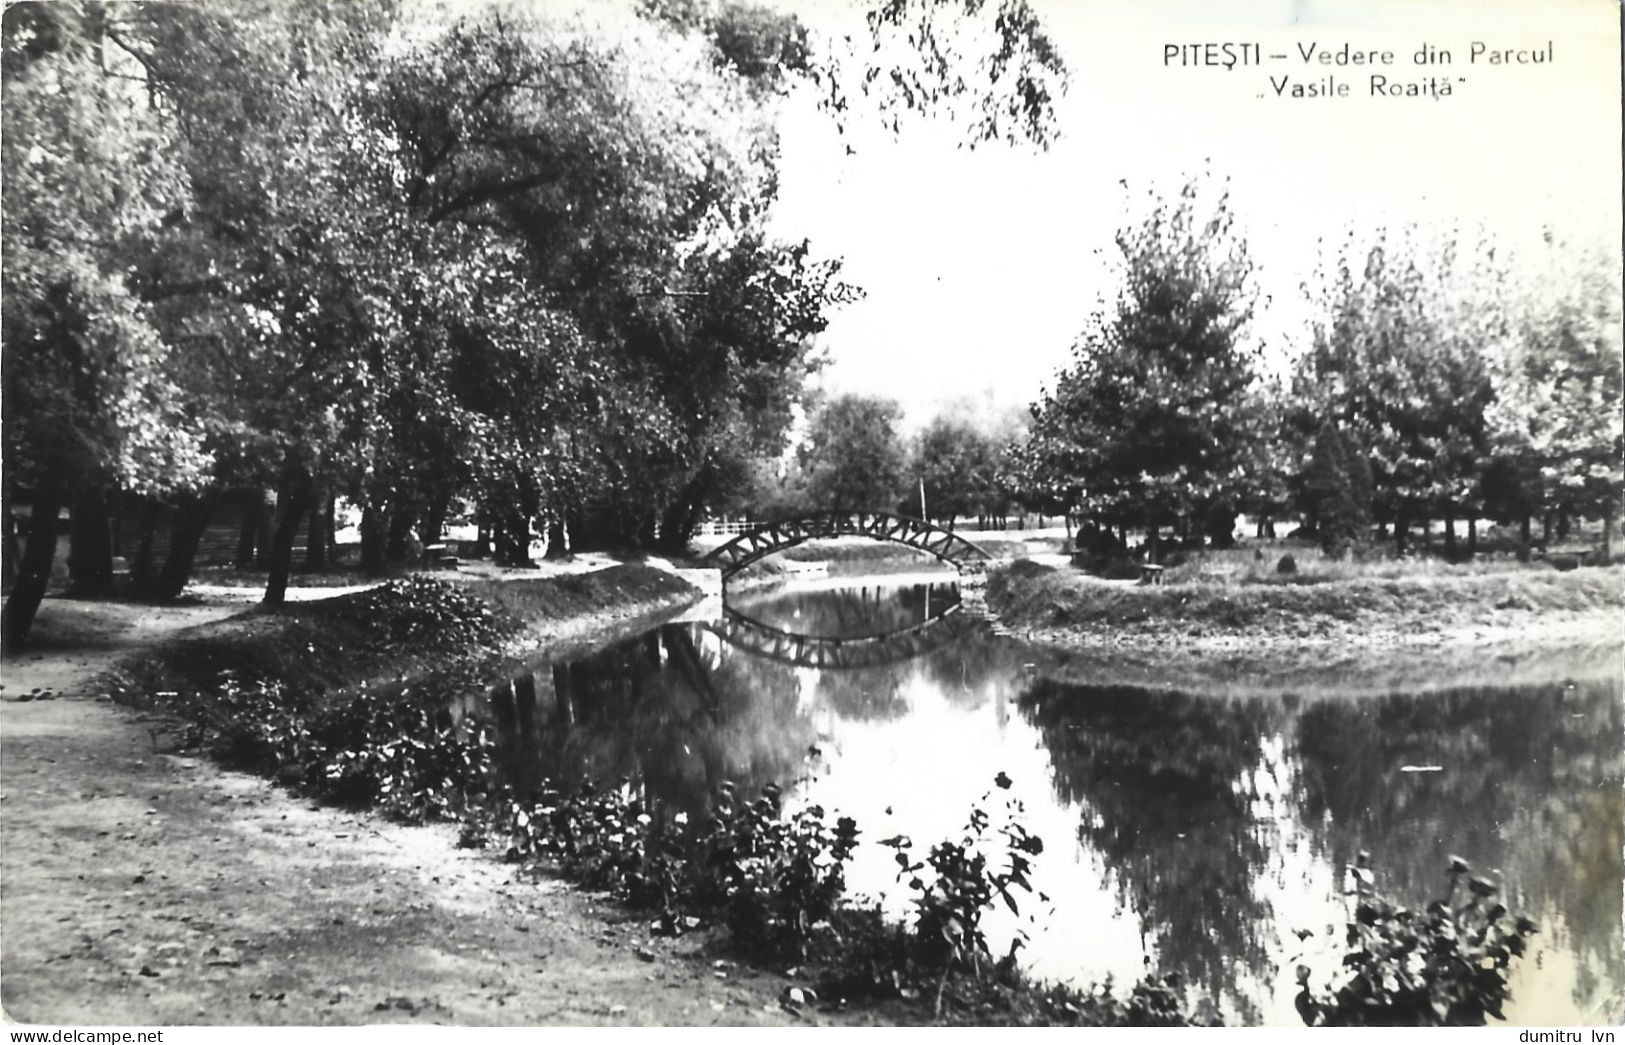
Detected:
[880,774,1046,976]
[699,781,860,956]
[321,693,497,821]
[506,779,859,956]
[1295,851,1537,1026]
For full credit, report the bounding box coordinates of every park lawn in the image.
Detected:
[987,557,1624,634]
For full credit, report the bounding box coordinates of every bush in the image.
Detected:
[313,575,507,651]
[319,688,497,821]
[700,782,860,956]
[880,774,1045,975]
[1295,852,1537,1026]
[508,779,860,956]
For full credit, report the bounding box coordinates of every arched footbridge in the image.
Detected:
[701,510,992,580]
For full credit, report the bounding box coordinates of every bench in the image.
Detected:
[1139,563,1166,585]
[421,543,459,569]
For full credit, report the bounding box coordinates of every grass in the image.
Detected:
[1162,542,1587,588]
[988,555,1625,633]
[470,563,697,623]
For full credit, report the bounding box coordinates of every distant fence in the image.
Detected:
[696,518,762,537]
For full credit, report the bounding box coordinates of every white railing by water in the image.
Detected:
[697,518,761,537]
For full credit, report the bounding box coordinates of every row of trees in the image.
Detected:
[735,393,1024,529]
[1,0,1069,642]
[1011,176,1623,560]
[722,178,1618,557]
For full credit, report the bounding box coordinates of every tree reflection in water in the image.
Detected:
[1017,680,1283,1021]
[501,624,817,817]
[1292,676,1624,1015]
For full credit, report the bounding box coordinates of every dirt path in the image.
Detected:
[0,594,863,1027]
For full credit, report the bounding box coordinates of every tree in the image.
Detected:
[1295,224,1500,555]
[2,2,213,641]
[1299,422,1373,558]
[383,8,853,555]
[912,412,1005,527]
[1022,173,1265,551]
[814,0,1069,149]
[800,394,907,511]
[2,0,1076,631]
[1484,234,1623,557]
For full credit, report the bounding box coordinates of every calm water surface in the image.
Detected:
[484,579,1623,1025]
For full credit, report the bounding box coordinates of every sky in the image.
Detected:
[764,0,1623,430]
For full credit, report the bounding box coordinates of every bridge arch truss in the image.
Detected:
[701,511,992,580]
[706,604,973,672]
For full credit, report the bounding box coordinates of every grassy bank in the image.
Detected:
[985,558,1623,695]
[991,557,1622,629]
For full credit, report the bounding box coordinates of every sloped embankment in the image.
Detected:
[985,559,1623,694]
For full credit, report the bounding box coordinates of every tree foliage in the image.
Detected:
[1293,225,1500,551]
[1483,234,1623,542]
[1021,175,1266,537]
[800,393,909,512]
[1300,422,1373,558]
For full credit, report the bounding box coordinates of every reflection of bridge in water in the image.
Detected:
[706,602,976,671]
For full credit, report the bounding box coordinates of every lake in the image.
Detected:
[484,578,1623,1025]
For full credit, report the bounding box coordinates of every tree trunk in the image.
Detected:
[324,497,337,563]
[68,483,114,596]
[420,493,451,546]
[1603,507,1616,562]
[2,496,18,592]
[1443,507,1457,560]
[234,497,260,568]
[262,466,313,607]
[1394,502,1409,555]
[252,493,275,569]
[543,515,570,560]
[495,507,533,567]
[129,500,162,595]
[1467,516,1478,558]
[386,507,413,562]
[1541,510,1554,545]
[154,488,219,600]
[360,505,387,575]
[3,479,66,649]
[1518,514,1533,561]
[657,494,703,556]
[305,486,331,570]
